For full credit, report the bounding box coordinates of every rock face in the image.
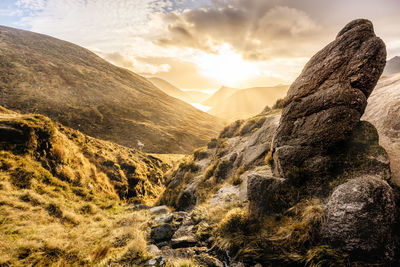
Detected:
[272,19,387,180]
[322,177,396,260]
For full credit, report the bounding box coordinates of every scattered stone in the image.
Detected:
[147,256,166,266]
[194,254,224,267]
[133,204,150,210]
[148,244,161,255]
[150,224,175,242]
[150,205,170,215]
[171,235,198,249]
[272,19,387,180]
[322,176,396,260]
[176,188,197,211]
[154,213,174,224]
[170,221,199,249]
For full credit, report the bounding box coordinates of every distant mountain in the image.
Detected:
[149,77,209,103]
[208,85,289,120]
[383,56,400,75]
[202,86,238,107]
[0,25,224,153]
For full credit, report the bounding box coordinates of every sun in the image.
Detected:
[194,44,259,87]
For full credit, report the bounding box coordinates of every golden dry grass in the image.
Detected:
[0,108,170,265]
[0,179,151,266]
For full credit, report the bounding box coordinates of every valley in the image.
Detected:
[1,3,400,266]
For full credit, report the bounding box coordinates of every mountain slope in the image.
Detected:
[201,86,238,107]
[363,73,400,185]
[0,26,223,153]
[148,77,209,103]
[383,56,400,75]
[208,85,289,120]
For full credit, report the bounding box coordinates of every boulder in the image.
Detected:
[150,205,170,215]
[272,19,386,180]
[194,254,224,267]
[247,170,287,219]
[150,224,175,243]
[322,176,396,260]
[176,187,197,211]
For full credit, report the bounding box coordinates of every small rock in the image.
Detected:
[148,244,161,255]
[194,254,224,267]
[150,205,170,215]
[134,204,150,210]
[171,235,198,249]
[170,224,198,248]
[147,256,166,266]
[176,188,197,211]
[150,223,175,242]
[154,213,174,224]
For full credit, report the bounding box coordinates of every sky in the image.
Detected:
[1,0,400,91]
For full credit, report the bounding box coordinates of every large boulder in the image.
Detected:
[322,176,396,260]
[272,19,386,180]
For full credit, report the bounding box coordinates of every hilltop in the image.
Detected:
[0,26,223,154]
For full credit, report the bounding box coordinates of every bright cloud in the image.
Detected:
[2,0,400,90]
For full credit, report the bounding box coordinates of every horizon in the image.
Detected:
[1,0,400,91]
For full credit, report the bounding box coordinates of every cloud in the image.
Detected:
[10,0,400,89]
[16,0,47,11]
[100,51,171,75]
[156,2,324,60]
[137,56,221,89]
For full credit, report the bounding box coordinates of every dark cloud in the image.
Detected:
[155,1,327,61]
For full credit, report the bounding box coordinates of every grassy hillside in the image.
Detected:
[208,85,289,121]
[0,26,223,153]
[149,77,209,103]
[0,105,177,265]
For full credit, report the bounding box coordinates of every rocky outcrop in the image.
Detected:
[272,19,387,180]
[160,112,280,210]
[322,177,396,260]
[159,19,399,265]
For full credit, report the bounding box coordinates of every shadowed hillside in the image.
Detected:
[0,26,223,154]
